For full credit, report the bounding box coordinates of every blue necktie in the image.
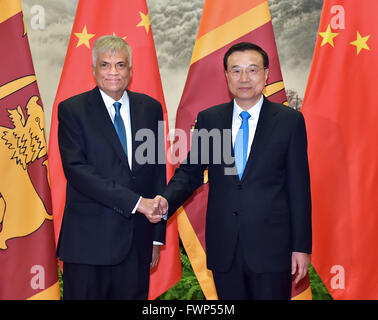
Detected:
[234,111,251,179]
[113,102,128,157]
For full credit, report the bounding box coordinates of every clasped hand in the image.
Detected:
[137,195,168,223]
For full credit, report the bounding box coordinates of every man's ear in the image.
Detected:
[264,68,269,84]
[224,69,230,82]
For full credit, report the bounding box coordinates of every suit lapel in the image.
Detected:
[128,91,143,173]
[240,97,278,181]
[88,87,131,173]
[217,100,234,138]
[216,101,240,184]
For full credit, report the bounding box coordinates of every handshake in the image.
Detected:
[137,195,168,223]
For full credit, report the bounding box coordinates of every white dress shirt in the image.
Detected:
[99,89,143,212]
[232,95,263,159]
[100,89,133,169]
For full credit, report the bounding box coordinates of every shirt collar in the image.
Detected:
[232,95,264,121]
[99,89,129,112]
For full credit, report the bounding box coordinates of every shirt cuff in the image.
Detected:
[162,202,168,220]
[153,241,164,245]
[132,196,142,214]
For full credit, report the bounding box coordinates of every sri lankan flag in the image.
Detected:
[0,0,59,299]
[174,0,311,299]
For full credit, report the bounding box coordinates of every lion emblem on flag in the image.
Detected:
[0,95,52,250]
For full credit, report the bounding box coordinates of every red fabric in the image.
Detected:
[0,7,58,299]
[47,0,181,299]
[302,0,378,299]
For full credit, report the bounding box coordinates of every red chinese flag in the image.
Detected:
[174,0,311,299]
[0,0,59,299]
[302,0,378,299]
[48,0,181,299]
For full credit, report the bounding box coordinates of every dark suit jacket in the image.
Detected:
[163,97,312,273]
[56,87,166,266]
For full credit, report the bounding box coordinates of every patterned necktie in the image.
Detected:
[113,102,128,157]
[234,111,251,179]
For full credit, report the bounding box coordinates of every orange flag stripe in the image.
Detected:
[177,207,218,299]
[191,1,271,64]
[27,281,60,300]
[291,286,312,300]
[0,0,21,24]
[263,80,285,98]
[0,75,36,100]
[197,0,267,38]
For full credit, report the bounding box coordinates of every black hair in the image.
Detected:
[223,42,269,70]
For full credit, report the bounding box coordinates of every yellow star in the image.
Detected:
[137,11,151,34]
[350,32,370,55]
[74,25,95,49]
[112,32,127,40]
[319,25,339,47]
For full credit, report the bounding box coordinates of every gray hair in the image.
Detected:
[92,35,132,67]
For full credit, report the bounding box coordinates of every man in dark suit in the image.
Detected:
[56,35,165,299]
[157,42,312,300]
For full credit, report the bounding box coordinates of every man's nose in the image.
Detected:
[239,69,249,82]
[109,64,118,73]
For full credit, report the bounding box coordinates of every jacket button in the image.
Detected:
[233,211,238,216]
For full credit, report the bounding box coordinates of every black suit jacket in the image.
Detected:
[163,97,312,273]
[56,87,166,266]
